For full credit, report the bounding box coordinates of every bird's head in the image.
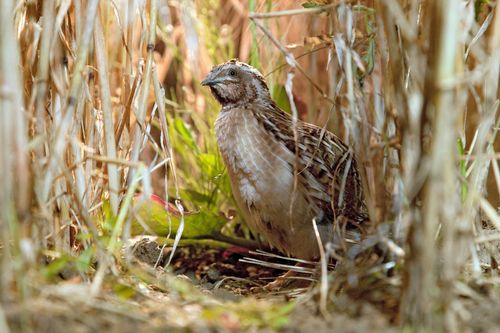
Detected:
[201,59,271,107]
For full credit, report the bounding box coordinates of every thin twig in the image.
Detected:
[250,18,336,105]
[249,3,336,19]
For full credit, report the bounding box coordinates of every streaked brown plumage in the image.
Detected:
[202,60,367,260]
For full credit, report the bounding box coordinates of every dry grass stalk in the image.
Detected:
[400,1,463,330]
[0,0,30,302]
[94,14,120,215]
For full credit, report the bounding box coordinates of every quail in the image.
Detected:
[202,60,368,260]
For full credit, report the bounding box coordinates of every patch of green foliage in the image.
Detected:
[203,300,295,331]
[42,246,95,280]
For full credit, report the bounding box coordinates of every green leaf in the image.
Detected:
[75,247,94,273]
[457,138,468,201]
[271,84,291,114]
[182,189,213,205]
[76,232,93,241]
[42,256,70,279]
[102,200,116,234]
[184,211,227,238]
[174,117,199,154]
[474,0,491,21]
[203,299,295,330]
[113,283,136,300]
[363,18,375,75]
[198,153,218,177]
[130,197,226,239]
[302,2,322,8]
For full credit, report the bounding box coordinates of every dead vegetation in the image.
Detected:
[0,0,499,332]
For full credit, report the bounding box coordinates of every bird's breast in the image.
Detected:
[214,108,323,258]
[215,108,295,206]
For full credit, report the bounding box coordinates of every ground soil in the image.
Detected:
[4,237,500,332]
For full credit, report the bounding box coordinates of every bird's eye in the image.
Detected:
[229,70,236,76]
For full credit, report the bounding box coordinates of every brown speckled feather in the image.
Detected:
[251,104,367,224]
[202,60,368,260]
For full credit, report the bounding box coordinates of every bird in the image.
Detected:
[201,59,368,261]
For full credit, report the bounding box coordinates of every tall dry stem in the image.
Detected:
[0,0,30,301]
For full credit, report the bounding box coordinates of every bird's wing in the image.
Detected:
[298,122,367,225]
[254,104,367,226]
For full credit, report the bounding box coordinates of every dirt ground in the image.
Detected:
[4,238,500,333]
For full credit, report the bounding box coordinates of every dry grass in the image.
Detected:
[0,0,499,332]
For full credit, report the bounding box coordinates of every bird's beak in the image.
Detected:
[201,77,221,86]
